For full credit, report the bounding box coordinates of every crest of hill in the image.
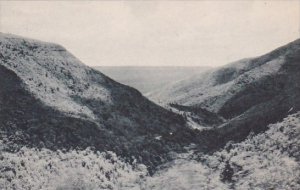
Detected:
[0,33,201,171]
[148,38,300,145]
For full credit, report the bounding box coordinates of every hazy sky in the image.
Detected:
[0,1,299,67]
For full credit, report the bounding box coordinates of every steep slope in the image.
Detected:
[1,111,299,189]
[0,33,199,171]
[149,39,300,141]
[144,112,300,190]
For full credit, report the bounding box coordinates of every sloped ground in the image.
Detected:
[1,113,299,189]
[1,33,299,189]
[0,145,147,190]
[0,34,200,172]
[143,112,300,190]
[218,41,300,143]
[148,39,300,113]
[149,38,300,147]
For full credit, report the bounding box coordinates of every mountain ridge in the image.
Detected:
[148,38,300,146]
[0,33,201,171]
[1,33,299,176]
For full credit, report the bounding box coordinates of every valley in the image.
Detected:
[0,33,299,189]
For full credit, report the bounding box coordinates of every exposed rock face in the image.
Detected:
[149,39,300,144]
[0,33,199,171]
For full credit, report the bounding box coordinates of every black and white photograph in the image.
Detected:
[0,1,299,189]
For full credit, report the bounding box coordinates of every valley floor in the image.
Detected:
[1,112,299,190]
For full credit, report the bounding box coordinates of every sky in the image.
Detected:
[0,1,299,67]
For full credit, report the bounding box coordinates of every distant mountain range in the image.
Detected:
[94,66,209,95]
